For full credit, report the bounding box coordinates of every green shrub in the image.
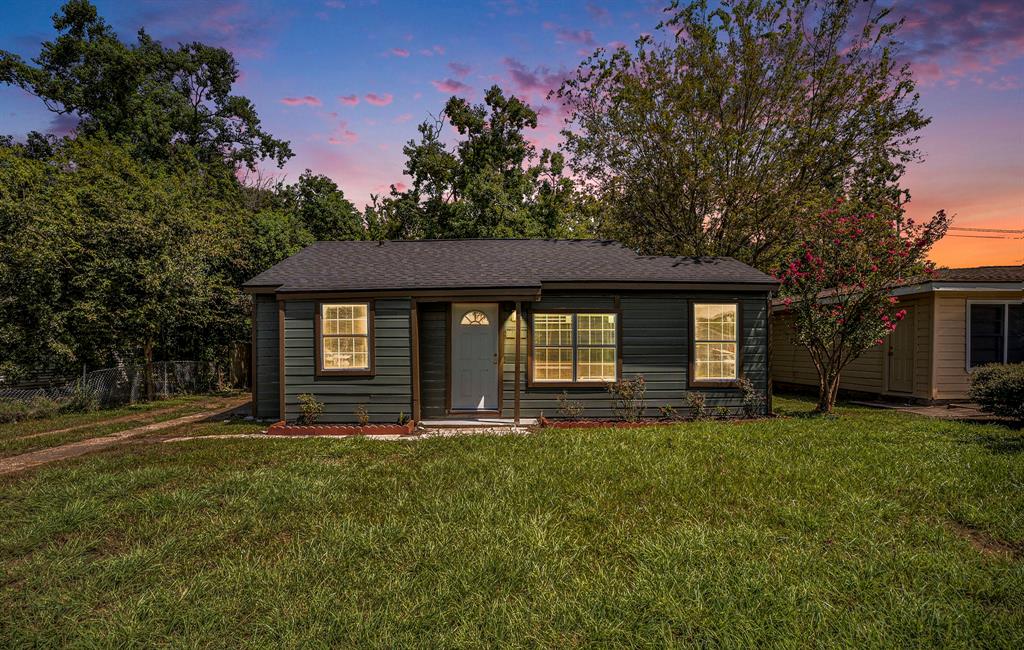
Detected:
[738,376,766,418]
[297,393,324,425]
[0,396,60,424]
[60,383,100,415]
[607,376,646,422]
[969,363,1024,421]
[685,391,709,421]
[354,404,370,426]
[556,391,585,419]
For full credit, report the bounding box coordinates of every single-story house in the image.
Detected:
[772,265,1023,403]
[244,239,778,424]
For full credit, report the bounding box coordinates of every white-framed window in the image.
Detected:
[692,303,739,382]
[532,312,618,384]
[967,300,1023,369]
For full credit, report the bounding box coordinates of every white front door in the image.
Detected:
[451,303,499,411]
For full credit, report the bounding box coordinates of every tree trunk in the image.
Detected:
[144,341,155,402]
[816,370,841,414]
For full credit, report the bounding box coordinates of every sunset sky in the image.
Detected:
[2,0,1021,267]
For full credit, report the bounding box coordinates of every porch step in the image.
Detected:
[418,417,538,428]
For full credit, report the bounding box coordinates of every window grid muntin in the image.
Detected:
[693,303,739,382]
[968,301,1024,368]
[321,303,371,370]
[533,312,617,383]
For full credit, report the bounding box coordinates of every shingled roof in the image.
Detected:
[244,239,777,293]
[929,265,1024,284]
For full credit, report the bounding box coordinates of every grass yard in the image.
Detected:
[0,394,240,459]
[1,397,1021,647]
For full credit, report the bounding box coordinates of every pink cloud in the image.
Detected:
[542,22,597,47]
[364,93,394,106]
[586,2,612,25]
[327,120,358,144]
[502,57,570,98]
[896,1,1024,87]
[432,78,472,93]
[121,0,280,59]
[393,112,414,123]
[448,61,472,77]
[390,47,410,57]
[338,94,359,106]
[418,45,446,57]
[281,95,322,106]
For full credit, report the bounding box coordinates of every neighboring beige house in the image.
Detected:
[772,266,1023,403]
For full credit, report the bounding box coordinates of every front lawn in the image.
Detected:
[0,394,239,458]
[1,397,1021,646]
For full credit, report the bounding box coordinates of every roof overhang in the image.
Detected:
[891,281,1024,296]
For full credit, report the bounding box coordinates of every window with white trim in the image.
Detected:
[968,302,1023,368]
[532,312,617,383]
[692,303,739,381]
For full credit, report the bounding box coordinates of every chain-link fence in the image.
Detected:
[0,361,216,406]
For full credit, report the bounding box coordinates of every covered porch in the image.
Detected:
[413,299,529,425]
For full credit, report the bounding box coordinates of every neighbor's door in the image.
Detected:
[888,306,915,393]
[450,303,499,411]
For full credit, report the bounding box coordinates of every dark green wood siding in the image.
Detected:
[253,295,279,419]
[501,291,770,419]
[417,302,447,417]
[283,298,412,423]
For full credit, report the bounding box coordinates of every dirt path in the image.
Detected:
[16,405,184,439]
[0,397,249,476]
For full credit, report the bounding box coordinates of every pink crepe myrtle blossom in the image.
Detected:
[777,201,948,413]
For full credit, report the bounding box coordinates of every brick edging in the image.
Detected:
[266,420,417,436]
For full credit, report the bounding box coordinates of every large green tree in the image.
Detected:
[0,0,292,169]
[0,136,247,383]
[370,86,583,239]
[280,170,365,241]
[557,0,930,270]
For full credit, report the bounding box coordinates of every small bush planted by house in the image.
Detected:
[354,404,370,426]
[685,391,709,421]
[607,375,647,422]
[297,393,324,425]
[969,363,1024,421]
[557,391,585,419]
[738,376,766,418]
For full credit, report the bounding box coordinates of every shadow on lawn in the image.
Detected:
[964,430,1024,455]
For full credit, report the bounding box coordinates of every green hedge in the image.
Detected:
[968,363,1024,421]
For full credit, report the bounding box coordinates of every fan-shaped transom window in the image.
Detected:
[460,310,490,326]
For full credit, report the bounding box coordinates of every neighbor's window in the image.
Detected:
[320,303,371,371]
[969,302,1023,368]
[692,303,738,382]
[532,312,617,383]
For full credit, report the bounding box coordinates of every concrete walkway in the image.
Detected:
[851,400,1012,424]
[0,397,250,476]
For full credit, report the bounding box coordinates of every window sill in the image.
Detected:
[527,380,615,389]
[687,379,740,389]
[315,368,375,378]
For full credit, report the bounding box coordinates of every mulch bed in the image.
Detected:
[266,420,417,436]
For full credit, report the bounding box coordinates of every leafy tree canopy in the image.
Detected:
[557,0,930,271]
[369,85,585,240]
[776,201,948,413]
[0,0,292,169]
[280,170,365,241]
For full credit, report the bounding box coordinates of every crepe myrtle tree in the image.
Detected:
[776,201,948,413]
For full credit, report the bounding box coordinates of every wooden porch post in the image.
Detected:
[411,299,421,423]
[514,301,521,425]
